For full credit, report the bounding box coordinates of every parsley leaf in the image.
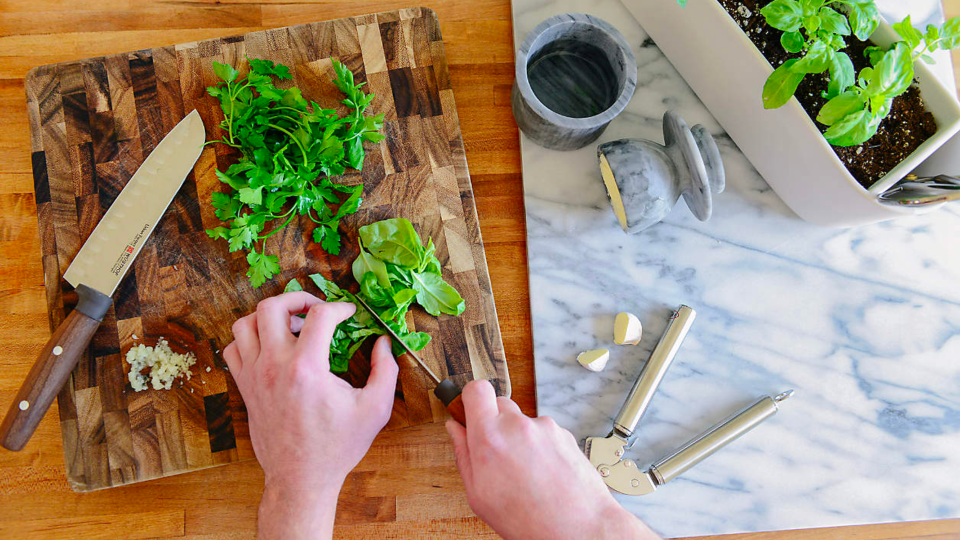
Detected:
[247,249,281,288]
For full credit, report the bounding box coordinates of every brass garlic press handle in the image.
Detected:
[651,390,794,484]
[613,305,696,439]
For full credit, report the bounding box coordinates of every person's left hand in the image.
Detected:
[223,291,399,539]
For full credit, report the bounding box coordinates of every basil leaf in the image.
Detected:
[818,6,850,36]
[358,218,424,268]
[761,0,803,32]
[941,17,960,49]
[846,0,880,41]
[401,331,431,352]
[892,16,923,50]
[762,59,805,109]
[360,272,394,307]
[826,51,855,98]
[817,90,865,126]
[284,279,304,293]
[863,46,885,66]
[803,15,821,33]
[791,41,831,74]
[823,109,880,146]
[876,42,914,97]
[352,239,391,289]
[411,271,465,316]
[387,263,414,288]
[393,288,418,309]
[781,31,805,54]
[309,272,347,300]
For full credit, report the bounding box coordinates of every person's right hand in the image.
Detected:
[445,380,660,540]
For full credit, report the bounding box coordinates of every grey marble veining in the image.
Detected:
[513,0,960,536]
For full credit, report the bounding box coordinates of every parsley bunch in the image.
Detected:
[205,58,385,287]
[286,218,465,373]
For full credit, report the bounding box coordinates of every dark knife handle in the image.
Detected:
[0,285,112,451]
[434,379,466,426]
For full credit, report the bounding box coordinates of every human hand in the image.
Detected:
[446,380,660,540]
[223,292,399,539]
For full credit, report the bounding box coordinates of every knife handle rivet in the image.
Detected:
[631,479,640,487]
[599,466,611,478]
[52,346,63,356]
[19,400,29,411]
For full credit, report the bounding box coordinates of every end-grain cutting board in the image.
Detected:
[23,7,509,492]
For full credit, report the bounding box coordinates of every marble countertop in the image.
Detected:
[513,0,960,536]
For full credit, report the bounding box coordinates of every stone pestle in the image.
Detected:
[598,111,725,233]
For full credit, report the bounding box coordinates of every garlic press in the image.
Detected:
[584,305,792,495]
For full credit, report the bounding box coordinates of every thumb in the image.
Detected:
[445,419,473,490]
[360,336,399,423]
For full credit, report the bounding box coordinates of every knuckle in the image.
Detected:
[256,297,277,314]
[231,317,247,336]
[474,423,502,447]
[517,418,538,437]
[536,415,558,428]
[307,302,329,318]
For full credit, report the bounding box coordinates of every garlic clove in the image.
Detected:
[577,348,610,372]
[614,312,642,345]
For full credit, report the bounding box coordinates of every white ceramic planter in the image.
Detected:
[620,0,960,227]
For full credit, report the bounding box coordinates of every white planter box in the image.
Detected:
[621,0,960,227]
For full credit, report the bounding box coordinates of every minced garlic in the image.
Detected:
[125,338,197,392]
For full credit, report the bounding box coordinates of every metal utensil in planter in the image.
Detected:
[512,13,637,150]
[598,111,726,233]
[880,174,960,206]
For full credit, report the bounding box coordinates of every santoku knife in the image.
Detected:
[353,296,468,426]
[0,110,206,451]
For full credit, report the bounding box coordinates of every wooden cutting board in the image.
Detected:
[23,7,509,492]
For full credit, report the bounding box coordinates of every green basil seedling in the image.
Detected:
[760,0,864,108]
[817,16,960,146]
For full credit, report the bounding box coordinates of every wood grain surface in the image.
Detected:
[21,7,509,492]
[0,0,958,537]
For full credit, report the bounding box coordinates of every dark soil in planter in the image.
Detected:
[718,0,939,189]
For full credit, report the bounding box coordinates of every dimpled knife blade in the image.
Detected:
[63,109,206,296]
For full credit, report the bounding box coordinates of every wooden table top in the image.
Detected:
[0,1,957,538]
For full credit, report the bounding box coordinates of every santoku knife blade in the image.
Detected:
[0,110,206,451]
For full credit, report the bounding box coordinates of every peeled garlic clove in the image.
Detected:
[614,312,642,345]
[577,349,610,372]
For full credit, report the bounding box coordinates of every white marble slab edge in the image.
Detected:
[512,0,960,536]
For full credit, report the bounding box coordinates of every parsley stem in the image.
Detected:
[258,210,297,240]
[225,82,251,145]
[266,122,309,165]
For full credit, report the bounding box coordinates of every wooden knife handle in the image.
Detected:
[0,285,112,451]
[434,379,466,426]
